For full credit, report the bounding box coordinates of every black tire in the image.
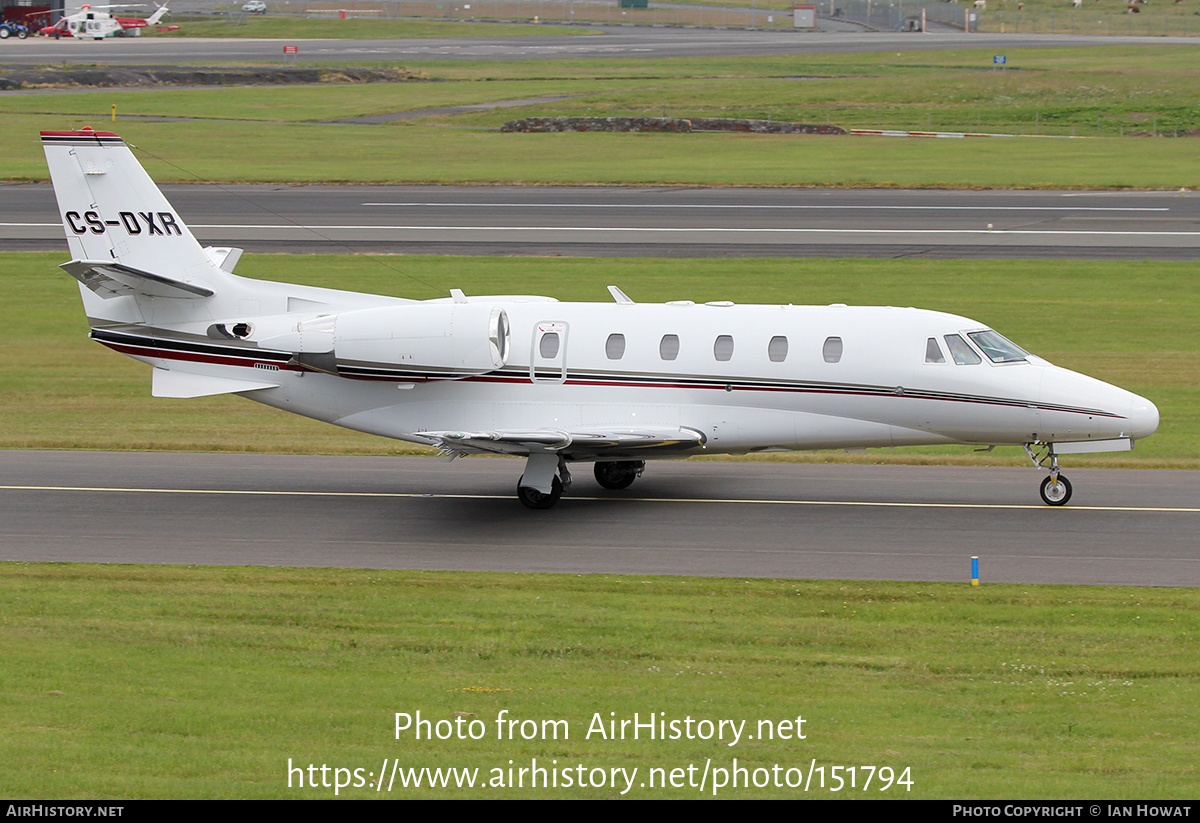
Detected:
[0,29,10,39]
[517,476,563,509]
[1039,474,1072,506]
[18,30,27,38]
[594,460,643,490]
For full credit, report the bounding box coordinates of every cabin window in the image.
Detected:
[944,334,982,365]
[925,337,946,364]
[539,332,560,360]
[968,330,1028,363]
[768,336,788,363]
[822,336,843,364]
[714,335,734,362]
[605,333,626,360]
[660,334,680,361]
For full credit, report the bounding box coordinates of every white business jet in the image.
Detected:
[41,129,1159,508]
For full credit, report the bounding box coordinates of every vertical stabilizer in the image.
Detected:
[41,128,230,313]
[146,4,169,26]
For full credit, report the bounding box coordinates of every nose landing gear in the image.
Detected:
[1024,443,1072,507]
[1039,473,1072,506]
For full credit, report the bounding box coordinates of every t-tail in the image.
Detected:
[146,4,170,26]
[41,128,418,401]
[41,127,242,327]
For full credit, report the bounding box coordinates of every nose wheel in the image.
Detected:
[1039,474,1072,506]
[1025,443,1073,507]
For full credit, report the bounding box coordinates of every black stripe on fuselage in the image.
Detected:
[90,327,1123,420]
[92,328,292,364]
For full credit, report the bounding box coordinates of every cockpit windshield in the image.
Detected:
[943,334,981,365]
[967,330,1028,364]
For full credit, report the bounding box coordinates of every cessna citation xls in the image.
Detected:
[43,129,1159,508]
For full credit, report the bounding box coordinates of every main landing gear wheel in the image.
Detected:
[1040,474,1072,506]
[517,476,563,510]
[594,460,645,490]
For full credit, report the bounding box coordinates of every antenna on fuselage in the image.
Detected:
[608,285,635,305]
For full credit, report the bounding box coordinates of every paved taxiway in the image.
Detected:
[1,29,1196,65]
[5,184,1196,259]
[2,451,1197,585]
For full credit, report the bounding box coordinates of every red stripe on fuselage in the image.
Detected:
[98,339,1126,421]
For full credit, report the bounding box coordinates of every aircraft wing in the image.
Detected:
[423,426,707,459]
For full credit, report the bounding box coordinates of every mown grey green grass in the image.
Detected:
[6,253,1197,465]
[3,46,1199,187]
[1,564,1196,799]
[4,115,1198,189]
[14,49,1200,136]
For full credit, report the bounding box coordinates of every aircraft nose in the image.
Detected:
[1129,395,1159,441]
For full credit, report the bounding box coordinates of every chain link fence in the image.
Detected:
[223,1,1200,37]
[819,0,974,31]
[270,1,800,28]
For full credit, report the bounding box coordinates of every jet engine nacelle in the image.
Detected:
[258,303,510,379]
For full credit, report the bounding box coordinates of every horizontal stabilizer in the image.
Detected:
[427,426,706,457]
[62,259,214,300]
[151,368,279,398]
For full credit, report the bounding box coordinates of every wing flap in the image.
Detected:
[427,426,706,457]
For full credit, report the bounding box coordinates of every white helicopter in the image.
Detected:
[41,128,1159,508]
[39,3,168,39]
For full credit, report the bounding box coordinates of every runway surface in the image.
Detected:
[0,29,1196,65]
[6,183,1196,259]
[2,451,1197,586]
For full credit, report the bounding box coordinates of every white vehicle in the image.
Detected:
[241,1,266,13]
[40,3,167,39]
[41,128,1159,508]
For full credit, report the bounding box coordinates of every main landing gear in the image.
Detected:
[517,475,563,510]
[593,460,645,490]
[517,452,570,509]
[517,456,648,509]
[1024,443,1072,507]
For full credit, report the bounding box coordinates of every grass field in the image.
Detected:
[3,47,1200,187]
[2,564,1196,799]
[4,116,1199,189]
